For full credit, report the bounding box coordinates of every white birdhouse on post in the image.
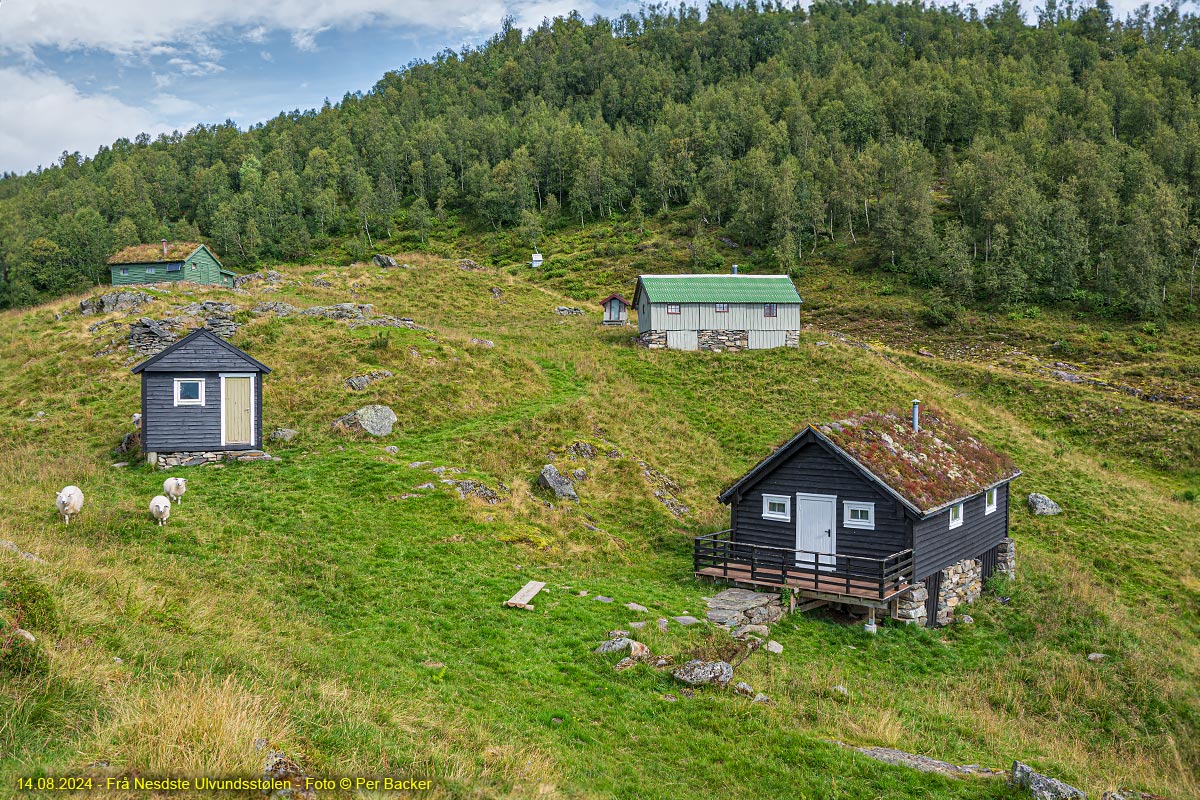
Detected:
[531,251,543,268]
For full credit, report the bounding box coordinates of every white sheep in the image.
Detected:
[131,413,142,429]
[55,485,84,524]
[163,476,187,505]
[149,495,171,526]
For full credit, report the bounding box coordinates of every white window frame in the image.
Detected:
[843,501,875,530]
[167,263,182,272]
[762,493,791,522]
[120,267,129,275]
[173,378,205,407]
[666,303,681,315]
[219,373,256,447]
[714,303,729,313]
[985,488,998,515]
[146,266,157,274]
[949,502,964,529]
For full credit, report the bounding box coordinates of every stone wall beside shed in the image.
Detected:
[635,329,800,351]
[899,537,1016,627]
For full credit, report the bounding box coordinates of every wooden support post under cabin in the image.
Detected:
[505,580,545,610]
[864,606,878,635]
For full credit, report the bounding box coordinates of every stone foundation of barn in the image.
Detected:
[896,538,1017,627]
[636,330,667,349]
[894,582,929,626]
[935,557,983,626]
[150,450,275,469]
[698,330,749,351]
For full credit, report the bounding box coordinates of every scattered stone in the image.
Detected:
[662,694,678,702]
[765,640,783,654]
[234,269,283,288]
[415,483,434,490]
[301,302,374,321]
[1087,652,1108,662]
[733,681,755,697]
[731,624,770,639]
[657,618,669,632]
[705,588,783,627]
[254,738,268,753]
[251,301,298,317]
[128,317,181,356]
[262,749,315,800]
[80,290,152,316]
[1027,493,1062,516]
[457,258,484,271]
[372,254,399,268]
[673,660,733,687]
[647,655,672,668]
[831,685,849,699]
[843,744,1005,777]
[554,306,585,315]
[566,441,597,459]
[918,348,936,358]
[537,464,578,501]
[614,656,638,671]
[577,590,588,597]
[1009,761,1086,800]
[270,428,298,443]
[594,637,635,655]
[13,628,35,644]
[594,596,614,603]
[384,445,399,455]
[957,614,974,625]
[311,277,332,288]
[116,429,140,455]
[490,287,503,300]
[629,621,648,630]
[453,480,504,504]
[469,337,495,348]
[1051,370,1085,383]
[550,716,563,725]
[345,369,394,391]
[572,468,587,482]
[332,405,398,437]
[752,693,771,704]
[625,602,648,613]
[409,461,431,468]
[608,630,630,639]
[672,615,701,626]
[177,300,237,316]
[815,340,830,346]
[111,462,129,468]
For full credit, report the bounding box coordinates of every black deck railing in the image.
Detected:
[693,530,914,600]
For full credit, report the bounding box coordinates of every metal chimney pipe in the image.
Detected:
[912,399,920,433]
[162,239,168,257]
[732,264,739,275]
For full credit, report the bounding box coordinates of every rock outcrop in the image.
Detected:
[80,291,152,316]
[1027,493,1062,515]
[332,405,398,437]
[537,464,578,501]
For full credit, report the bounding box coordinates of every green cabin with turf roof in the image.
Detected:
[632,270,803,351]
[108,241,236,288]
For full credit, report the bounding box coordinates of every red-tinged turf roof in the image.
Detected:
[814,408,1019,513]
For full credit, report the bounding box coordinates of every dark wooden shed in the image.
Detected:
[695,404,1020,627]
[131,329,272,468]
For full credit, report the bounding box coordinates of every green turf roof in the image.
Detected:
[636,274,802,304]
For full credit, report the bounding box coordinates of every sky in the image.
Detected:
[0,0,1172,175]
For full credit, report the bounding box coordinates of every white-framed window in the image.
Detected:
[763,303,778,317]
[714,303,729,313]
[666,303,681,315]
[985,487,998,515]
[762,494,791,522]
[949,502,964,529]
[173,378,205,406]
[120,267,129,275]
[146,267,157,274]
[167,263,182,272]
[843,501,875,530]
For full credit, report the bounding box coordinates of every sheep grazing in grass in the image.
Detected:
[55,486,84,524]
[163,476,187,504]
[149,495,171,526]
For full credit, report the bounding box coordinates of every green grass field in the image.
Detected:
[1,220,1198,799]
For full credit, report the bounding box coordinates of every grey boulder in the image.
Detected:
[673,660,733,686]
[333,405,398,437]
[270,428,298,442]
[1027,493,1062,515]
[1009,761,1086,800]
[537,464,578,501]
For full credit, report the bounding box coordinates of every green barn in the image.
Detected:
[108,241,236,288]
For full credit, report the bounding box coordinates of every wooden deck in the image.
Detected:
[696,563,910,603]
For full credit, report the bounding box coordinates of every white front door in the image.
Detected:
[795,493,837,570]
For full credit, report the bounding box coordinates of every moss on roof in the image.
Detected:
[636,274,802,304]
[107,242,204,265]
[815,408,1018,513]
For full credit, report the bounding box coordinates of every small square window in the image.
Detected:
[146,267,156,274]
[844,501,875,529]
[763,303,778,317]
[985,488,998,515]
[666,304,681,315]
[167,263,182,272]
[174,378,205,406]
[762,494,791,522]
[949,503,964,529]
[120,268,128,275]
[714,303,729,313]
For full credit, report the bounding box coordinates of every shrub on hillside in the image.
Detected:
[0,559,58,677]
[920,288,960,327]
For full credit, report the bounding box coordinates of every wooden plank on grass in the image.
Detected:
[505,580,545,610]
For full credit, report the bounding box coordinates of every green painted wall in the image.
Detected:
[110,246,234,288]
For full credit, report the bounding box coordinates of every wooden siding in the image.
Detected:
[646,302,800,332]
[142,372,224,452]
[141,334,263,373]
[729,439,910,562]
[911,483,1010,579]
[110,245,231,287]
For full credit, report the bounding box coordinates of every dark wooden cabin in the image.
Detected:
[131,329,272,466]
[695,404,1020,626]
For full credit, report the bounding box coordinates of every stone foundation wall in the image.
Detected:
[894,581,929,626]
[636,330,667,349]
[154,450,274,469]
[995,537,1016,578]
[936,557,983,626]
[785,330,800,347]
[698,329,749,352]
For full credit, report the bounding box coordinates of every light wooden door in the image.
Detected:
[795,493,836,570]
[223,377,252,445]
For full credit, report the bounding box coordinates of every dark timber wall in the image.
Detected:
[729,437,910,560]
[911,483,1009,580]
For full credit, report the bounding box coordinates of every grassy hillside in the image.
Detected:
[1,219,1198,799]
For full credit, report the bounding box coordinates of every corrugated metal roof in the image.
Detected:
[636,274,802,304]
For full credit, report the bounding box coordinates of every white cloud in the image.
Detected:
[0,68,171,173]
